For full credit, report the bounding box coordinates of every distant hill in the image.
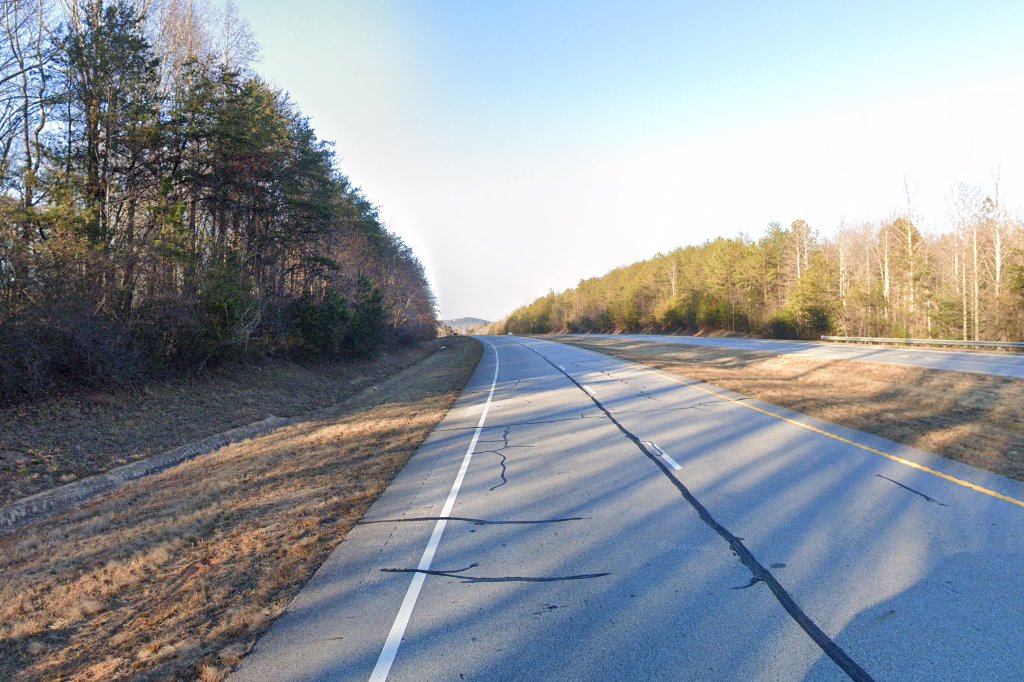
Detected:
[443,317,491,332]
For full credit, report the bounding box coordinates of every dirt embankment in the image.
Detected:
[0,345,443,506]
[556,336,1024,482]
[0,337,482,681]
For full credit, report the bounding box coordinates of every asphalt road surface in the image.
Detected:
[571,333,1024,379]
[232,336,1024,681]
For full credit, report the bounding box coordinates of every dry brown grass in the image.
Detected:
[0,337,482,681]
[557,336,1024,481]
[0,347,438,505]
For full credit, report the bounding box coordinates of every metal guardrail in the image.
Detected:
[821,335,1024,351]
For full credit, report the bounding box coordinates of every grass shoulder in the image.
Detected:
[0,336,483,681]
[0,343,453,506]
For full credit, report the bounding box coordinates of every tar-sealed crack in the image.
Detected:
[875,474,950,507]
[359,516,586,526]
[382,562,610,584]
[691,398,747,411]
[514,340,875,682]
[474,426,533,491]
[607,398,749,417]
[434,414,606,433]
[488,398,533,409]
[478,450,509,490]
[532,603,563,615]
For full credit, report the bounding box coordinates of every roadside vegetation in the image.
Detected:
[0,336,482,681]
[503,204,1024,341]
[0,342,442,505]
[0,0,437,405]
[559,336,1024,483]
[0,3,458,677]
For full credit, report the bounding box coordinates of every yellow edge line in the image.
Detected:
[644,368,1024,510]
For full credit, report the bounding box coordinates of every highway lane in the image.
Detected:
[232,336,1024,681]
[570,333,1024,379]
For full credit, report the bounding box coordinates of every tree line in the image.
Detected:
[0,0,437,402]
[503,186,1024,341]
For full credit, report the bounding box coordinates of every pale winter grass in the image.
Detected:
[0,337,482,681]
[0,346,436,505]
[557,336,1024,481]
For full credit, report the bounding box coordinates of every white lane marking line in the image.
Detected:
[642,440,682,471]
[370,338,500,681]
[582,384,596,396]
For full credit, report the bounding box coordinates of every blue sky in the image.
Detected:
[237,0,1024,320]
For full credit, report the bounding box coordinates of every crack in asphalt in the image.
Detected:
[359,516,586,526]
[489,399,533,408]
[514,339,875,682]
[434,414,607,433]
[381,562,611,584]
[473,426,536,491]
[875,474,950,507]
[606,398,751,417]
[476,449,509,490]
